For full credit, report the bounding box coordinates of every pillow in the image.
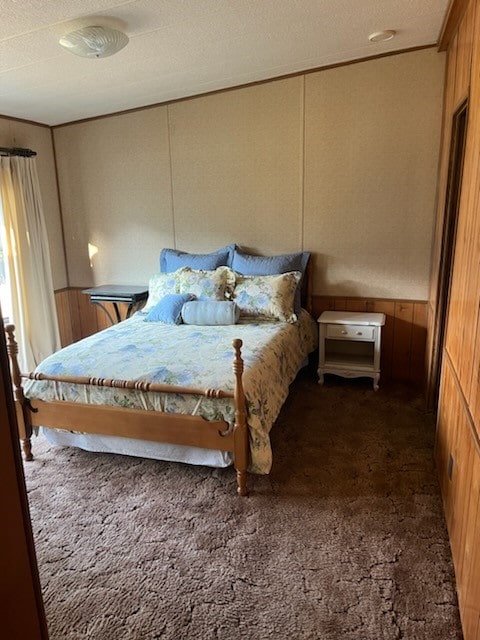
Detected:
[143,272,178,312]
[231,249,310,313]
[233,271,301,323]
[144,293,195,324]
[176,266,236,301]
[160,244,236,273]
[182,300,240,325]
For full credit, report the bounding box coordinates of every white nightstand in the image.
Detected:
[317,311,386,391]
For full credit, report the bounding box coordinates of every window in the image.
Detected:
[0,197,12,323]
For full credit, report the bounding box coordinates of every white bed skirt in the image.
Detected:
[41,427,233,468]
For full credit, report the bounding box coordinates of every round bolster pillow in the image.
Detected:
[181,300,240,325]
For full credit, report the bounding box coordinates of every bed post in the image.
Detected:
[5,324,33,461]
[232,339,248,496]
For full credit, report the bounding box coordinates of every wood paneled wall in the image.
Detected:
[55,288,134,346]
[436,357,480,639]
[55,288,97,345]
[55,288,427,386]
[430,0,480,637]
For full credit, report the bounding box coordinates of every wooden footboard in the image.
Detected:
[5,325,249,496]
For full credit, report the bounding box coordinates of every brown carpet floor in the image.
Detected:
[24,373,463,640]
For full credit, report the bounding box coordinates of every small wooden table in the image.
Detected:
[82,285,148,325]
[318,311,386,390]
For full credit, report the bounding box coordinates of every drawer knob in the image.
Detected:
[341,330,348,335]
[356,331,363,335]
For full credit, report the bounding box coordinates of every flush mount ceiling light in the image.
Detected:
[59,25,129,58]
[368,30,396,43]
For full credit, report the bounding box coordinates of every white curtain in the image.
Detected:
[0,155,60,371]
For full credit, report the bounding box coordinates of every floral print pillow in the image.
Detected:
[233,271,301,323]
[143,272,178,312]
[175,266,236,301]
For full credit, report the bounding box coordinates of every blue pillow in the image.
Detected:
[231,250,310,312]
[181,300,240,325]
[160,244,236,273]
[144,293,195,324]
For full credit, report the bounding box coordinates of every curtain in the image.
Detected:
[0,156,60,371]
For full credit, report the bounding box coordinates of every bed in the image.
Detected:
[6,249,317,495]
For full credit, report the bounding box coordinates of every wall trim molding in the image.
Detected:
[0,113,50,129]
[51,44,437,130]
[438,0,471,51]
[51,129,70,289]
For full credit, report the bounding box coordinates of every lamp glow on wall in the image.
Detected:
[88,242,99,268]
[59,26,129,58]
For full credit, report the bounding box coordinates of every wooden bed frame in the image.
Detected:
[5,259,313,497]
[6,326,249,495]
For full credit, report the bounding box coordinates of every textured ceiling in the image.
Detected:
[0,0,450,126]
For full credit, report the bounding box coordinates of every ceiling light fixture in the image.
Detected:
[59,25,129,58]
[368,30,396,43]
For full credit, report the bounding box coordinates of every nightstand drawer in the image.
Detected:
[325,324,375,341]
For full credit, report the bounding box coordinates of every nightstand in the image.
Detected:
[318,311,386,390]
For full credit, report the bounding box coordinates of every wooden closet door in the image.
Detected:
[0,319,49,640]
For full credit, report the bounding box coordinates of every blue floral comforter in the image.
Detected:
[24,311,318,474]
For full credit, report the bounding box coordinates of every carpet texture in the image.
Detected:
[24,375,463,640]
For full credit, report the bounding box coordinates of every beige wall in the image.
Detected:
[0,117,67,290]
[168,77,303,255]
[304,50,445,298]
[54,109,173,286]
[53,48,445,299]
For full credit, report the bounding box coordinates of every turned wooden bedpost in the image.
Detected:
[232,338,248,496]
[5,324,33,461]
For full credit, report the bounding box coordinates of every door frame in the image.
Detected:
[0,317,49,640]
[426,99,468,411]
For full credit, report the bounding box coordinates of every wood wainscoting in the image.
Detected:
[55,287,427,388]
[55,286,140,346]
[312,297,427,387]
[55,287,99,345]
